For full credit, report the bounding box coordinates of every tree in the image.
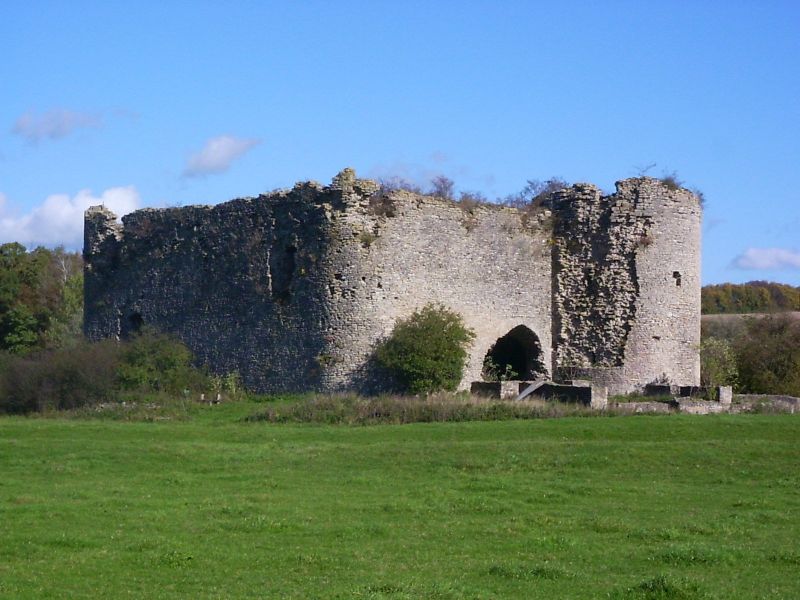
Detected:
[375,303,475,394]
[0,243,84,352]
[378,176,422,194]
[699,338,739,389]
[501,178,568,208]
[701,282,800,314]
[429,175,455,201]
[733,314,800,396]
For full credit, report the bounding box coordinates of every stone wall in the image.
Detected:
[84,169,552,393]
[85,181,340,393]
[549,177,702,393]
[84,170,700,395]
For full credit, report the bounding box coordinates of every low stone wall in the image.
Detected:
[644,384,732,404]
[613,401,674,414]
[470,381,523,400]
[471,383,799,416]
[675,399,729,414]
[612,392,798,415]
[470,380,607,408]
[733,395,799,413]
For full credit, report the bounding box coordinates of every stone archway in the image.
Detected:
[482,325,547,380]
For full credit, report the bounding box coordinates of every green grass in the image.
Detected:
[1,405,799,598]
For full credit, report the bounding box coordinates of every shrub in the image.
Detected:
[375,304,475,394]
[659,171,684,191]
[117,329,209,395]
[210,370,243,400]
[502,178,568,209]
[376,177,421,195]
[428,175,455,200]
[0,330,217,415]
[691,187,706,208]
[0,340,122,414]
[482,356,518,382]
[458,191,488,211]
[699,338,739,389]
[733,314,800,396]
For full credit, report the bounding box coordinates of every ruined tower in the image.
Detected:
[84,169,701,395]
[548,178,702,392]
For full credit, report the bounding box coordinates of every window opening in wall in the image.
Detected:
[673,271,682,287]
[482,325,547,381]
[270,245,297,302]
[121,311,144,339]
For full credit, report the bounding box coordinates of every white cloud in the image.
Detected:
[11,109,103,142]
[183,135,260,178]
[0,187,141,249]
[732,248,800,270]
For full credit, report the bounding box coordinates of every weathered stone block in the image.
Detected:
[676,399,729,415]
[590,385,608,409]
[470,382,502,398]
[718,386,733,405]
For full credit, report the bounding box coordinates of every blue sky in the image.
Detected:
[1,0,798,285]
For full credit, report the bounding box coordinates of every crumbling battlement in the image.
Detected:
[84,169,701,395]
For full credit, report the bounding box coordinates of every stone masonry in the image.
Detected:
[84,169,701,395]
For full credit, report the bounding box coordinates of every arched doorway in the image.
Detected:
[482,325,546,381]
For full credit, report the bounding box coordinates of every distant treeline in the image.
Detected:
[0,243,83,354]
[702,281,800,314]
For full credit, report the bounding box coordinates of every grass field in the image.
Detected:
[1,404,799,599]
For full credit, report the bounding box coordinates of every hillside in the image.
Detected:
[702,281,800,314]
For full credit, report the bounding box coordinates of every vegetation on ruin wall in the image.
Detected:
[701,281,800,314]
[1,413,798,598]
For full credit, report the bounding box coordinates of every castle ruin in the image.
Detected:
[84,168,701,395]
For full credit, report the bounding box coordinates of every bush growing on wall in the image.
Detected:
[375,303,475,394]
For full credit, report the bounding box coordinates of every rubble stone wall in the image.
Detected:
[549,178,701,393]
[84,170,552,393]
[85,170,700,395]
